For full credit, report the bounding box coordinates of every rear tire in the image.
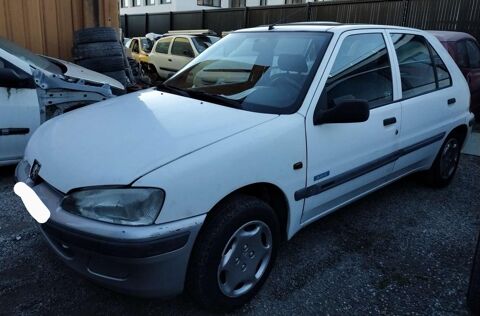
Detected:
[468,233,480,314]
[186,195,280,312]
[74,27,118,45]
[425,132,462,188]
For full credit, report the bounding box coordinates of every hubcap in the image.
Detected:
[217,220,273,298]
[439,138,460,179]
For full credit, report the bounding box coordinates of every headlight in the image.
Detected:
[61,188,165,226]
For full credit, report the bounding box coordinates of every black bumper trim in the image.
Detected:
[41,221,190,259]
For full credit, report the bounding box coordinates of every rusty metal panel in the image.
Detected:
[0,0,120,60]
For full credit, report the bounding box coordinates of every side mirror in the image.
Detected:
[0,68,34,89]
[314,99,370,125]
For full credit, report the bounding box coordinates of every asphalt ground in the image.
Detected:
[1,154,479,315]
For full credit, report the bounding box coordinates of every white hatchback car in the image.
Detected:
[16,23,474,311]
[0,37,124,166]
[148,31,220,80]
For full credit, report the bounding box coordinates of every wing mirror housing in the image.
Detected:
[0,68,35,89]
[314,98,370,125]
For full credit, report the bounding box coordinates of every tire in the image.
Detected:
[425,132,463,188]
[77,56,125,73]
[186,195,280,312]
[74,27,118,45]
[103,71,129,89]
[73,42,123,60]
[468,233,480,314]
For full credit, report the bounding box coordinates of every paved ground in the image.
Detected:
[1,155,479,315]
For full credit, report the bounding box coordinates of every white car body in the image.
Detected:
[0,39,124,166]
[148,34,219,79]
[17,24,474,299]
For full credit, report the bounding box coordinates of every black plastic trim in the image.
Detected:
[41,221,190,258]
[0,128,30,136]
[295,132,446,201]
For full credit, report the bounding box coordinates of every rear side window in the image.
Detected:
[155,38,172,54]
[171,38,194,57]
[466,40,480,68]
[325,33,393,109]
[429,44,452,89]
[391,34,452,99]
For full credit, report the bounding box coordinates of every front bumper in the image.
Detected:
[16,164,205,297]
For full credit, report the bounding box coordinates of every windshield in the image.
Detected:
[0,37,63,75]
[164,32,332,114]
[192,36,220,54]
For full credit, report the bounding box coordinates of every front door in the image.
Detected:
[0,56,40,165]
[302,31,402,223]
[170,37,195,73]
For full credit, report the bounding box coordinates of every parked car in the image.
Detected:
[469,231,480,314]
[431,31,480,117]
[16,23,474,311]
[0,37,124,167]
[148,30,220,80]
[127,37,154,64]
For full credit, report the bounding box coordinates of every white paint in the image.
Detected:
[14,182,51,224]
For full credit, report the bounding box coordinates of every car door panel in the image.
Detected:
[302,31,402,224]
[170,37,194,73]
[150,37,174,79]
[0,58,40,164]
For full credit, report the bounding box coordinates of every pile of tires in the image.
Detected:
[73,27,133,91]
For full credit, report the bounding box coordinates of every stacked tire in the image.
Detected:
[73,27,132,92]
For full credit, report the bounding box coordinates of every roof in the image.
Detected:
[428,30,477,42]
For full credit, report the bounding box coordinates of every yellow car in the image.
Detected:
[127,37,153,64]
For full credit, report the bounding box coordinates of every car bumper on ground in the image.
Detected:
[15,162,206,297]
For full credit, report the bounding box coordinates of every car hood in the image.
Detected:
[25,89,277,193]
[45,56,125,90]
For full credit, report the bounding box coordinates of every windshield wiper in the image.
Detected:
[185,90,243,109]
[156,83,190,97]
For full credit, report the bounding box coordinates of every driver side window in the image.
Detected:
[325,33,393,109]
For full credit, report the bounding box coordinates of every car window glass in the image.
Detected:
[141,38,153,53]
[155,38,172,54]
[171,38,194,57]
[132,40,139,53]
[456,41,469,68]
[429,43,452,89]
[391,34,436,99]
[466,40,480,68]
[325,33,393,109]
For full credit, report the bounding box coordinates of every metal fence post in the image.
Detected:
[201,10,206,29]
[145,13,149,34]
[169,11,173,31]
[244,6,248,28]
[307,2,311,21]
[124,14,129,37]
[402,0,410,27]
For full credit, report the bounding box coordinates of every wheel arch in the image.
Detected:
[448,124,469,146]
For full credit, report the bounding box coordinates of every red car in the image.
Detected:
[431,31,480,118]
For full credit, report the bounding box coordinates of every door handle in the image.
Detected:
[448,98,456,105]
[383,117,397,126]
[168,59,172,62]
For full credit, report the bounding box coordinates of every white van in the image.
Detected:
[16,23,474,311]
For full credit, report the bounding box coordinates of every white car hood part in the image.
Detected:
[25,89,277,193]
[46,56,125,90]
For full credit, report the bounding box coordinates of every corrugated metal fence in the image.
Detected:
[121,0,480,40]
[0,0,120,60]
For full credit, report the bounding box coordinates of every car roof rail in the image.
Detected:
[165,29,218,36]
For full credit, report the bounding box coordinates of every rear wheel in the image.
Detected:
[425,132,462,188]
[186,195,280,312]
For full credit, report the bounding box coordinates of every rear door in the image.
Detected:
[302,30,402,223]
[170,37,195,72]
[0,55,40,165]
[388,32,456,173]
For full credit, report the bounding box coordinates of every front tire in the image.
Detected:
[186,195,280,312]
[425,132,462,188]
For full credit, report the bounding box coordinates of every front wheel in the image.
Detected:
[425,133,462,188]
[186,195,280,312]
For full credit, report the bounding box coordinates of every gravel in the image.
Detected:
[1,155,479,315]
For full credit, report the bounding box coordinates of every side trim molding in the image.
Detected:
[295,132,446,201]
[0,128,30,136]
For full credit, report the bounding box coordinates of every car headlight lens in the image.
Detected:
[61,188,165,226]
